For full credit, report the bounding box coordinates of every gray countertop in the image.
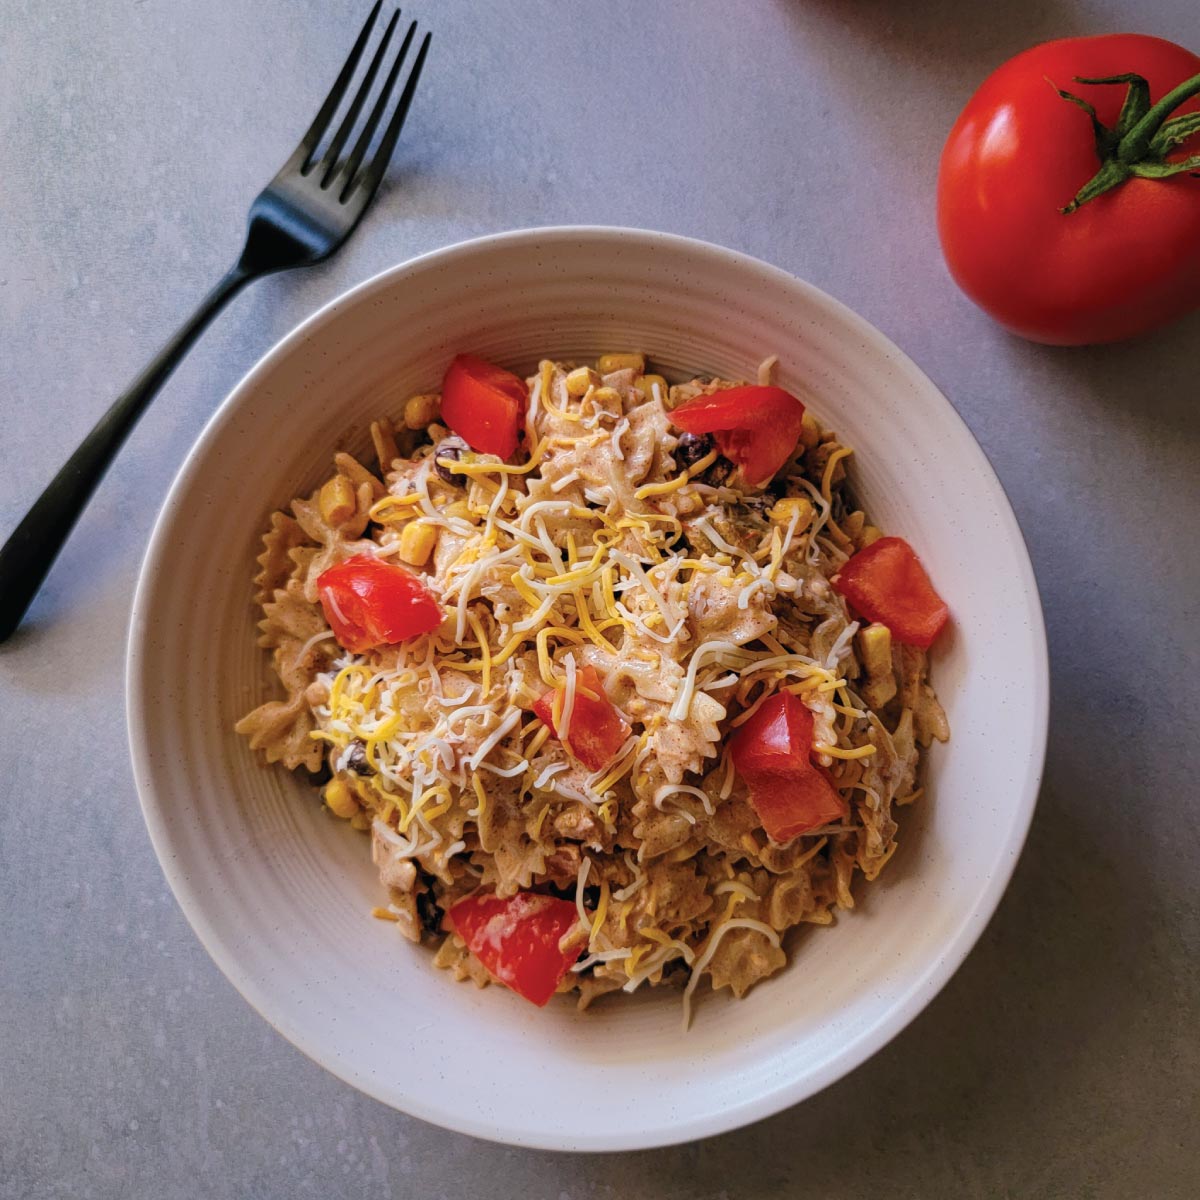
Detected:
[2,1,1198,1196]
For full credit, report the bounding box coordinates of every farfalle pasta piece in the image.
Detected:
[234,694,322,773]
[253,511,309,605]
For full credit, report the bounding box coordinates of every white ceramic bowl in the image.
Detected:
[127,227,1048,1151]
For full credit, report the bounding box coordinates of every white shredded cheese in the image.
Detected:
[532,761,569,789]
[609,416,630,460]
[654,783,716,817]
[464,708,523,770]
[574,858,593,930]
[823,620,860,671]
[670,640,749,721]
[682,918,782,1029]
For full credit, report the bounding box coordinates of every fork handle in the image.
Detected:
[0,264,254,643]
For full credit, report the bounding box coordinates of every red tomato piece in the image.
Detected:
[729,692,847,843]
[738,767,848,846]
[316,554,442,653]
[439,354,526,458]
[447,891,582,1006]
[938,35,1200,344]
[730,688,812,773]
[669,385,806,487]
[533,665,630,773]
[832,537,949,649]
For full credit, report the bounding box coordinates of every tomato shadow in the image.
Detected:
[777,0,1078,72]
[1019,306,1200,443]
[765,0,1081,177]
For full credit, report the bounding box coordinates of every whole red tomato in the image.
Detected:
[938,34,1200,345]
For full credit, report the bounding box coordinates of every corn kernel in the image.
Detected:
[859,524,883,547]
[858,623,893,678]
[598,352,646,374]
[403,392,441,430]
[842,510,866,539]
[800,409,821,450]
[565,366,600,396]
[445,500,475,522]
[324,779,359,819]
[634,374,669,401]
[397,521,437,566]
[591,386,622,406]
[318,474,356,527]
[768,497,814,527]
[863,675,898,709]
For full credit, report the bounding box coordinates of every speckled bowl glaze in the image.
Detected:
[127,227,1048,1151]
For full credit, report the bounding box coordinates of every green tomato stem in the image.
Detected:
[1118,71,1200,161]
[1058,68,1200,213]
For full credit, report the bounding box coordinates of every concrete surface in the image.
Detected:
[2,1,1198,1196]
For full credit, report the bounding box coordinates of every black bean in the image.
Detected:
[582,884,602,909]
[673,431,714,471]
[736,496,771,517]
[307,760,332,787]
[416,889,445,936]
[701,454,735,487]
[432,436,468,484]
[344,740,372,776]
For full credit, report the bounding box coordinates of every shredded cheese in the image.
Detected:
[274,356,923,1028]
[654,783,716,817]
[682,918,782,1030]
[814,742,877,760]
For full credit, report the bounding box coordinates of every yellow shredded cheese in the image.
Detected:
[264,356,931,1030]
[813,741,877,760]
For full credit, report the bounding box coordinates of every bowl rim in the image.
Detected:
[126,224,1049,1150]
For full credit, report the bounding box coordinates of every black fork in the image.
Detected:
[0,4,431,643]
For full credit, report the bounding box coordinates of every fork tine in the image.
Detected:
[317,7,401,187]
[337,21,416,197]
[360,31,431,193]
[296,0,383,166]
[342,28,431,203]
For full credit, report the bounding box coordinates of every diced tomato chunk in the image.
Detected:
[440,354,526,458]
[447,891,582,1006]
[729,692,847,843]
[669,385,806,487]
[533,664,630,773]
[737,767,847,844]
[729,687,810,773]
[316,554,442,652]
[832,536,949,649]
